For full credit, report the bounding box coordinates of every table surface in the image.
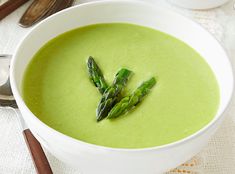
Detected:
[1,0,235,173]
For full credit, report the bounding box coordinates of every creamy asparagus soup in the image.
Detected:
[23,23,219,148]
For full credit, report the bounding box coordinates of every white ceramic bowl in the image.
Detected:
[168,0,230,9]
[10,1,234,174]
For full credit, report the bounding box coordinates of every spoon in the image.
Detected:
[0,0,30,21]
[0,54,53,174]
[19,0,74,28]
[43,0,75,18]
[19,0,56,27]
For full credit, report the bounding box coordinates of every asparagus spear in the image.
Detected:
[96,68,132,121]
[107,77,156,119]
[87,56,108,94]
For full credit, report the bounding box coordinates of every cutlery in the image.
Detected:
[0,0,30,20]
[44,0,74,18]
[19,0,74,28]
[0,54,53,174]
[19,0,56,27]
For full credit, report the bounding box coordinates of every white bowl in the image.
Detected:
[10,1,234,174]
[168,0,230,9]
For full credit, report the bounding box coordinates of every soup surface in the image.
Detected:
[23,23,219,148]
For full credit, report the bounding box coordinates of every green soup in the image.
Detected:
[22,23,219,148]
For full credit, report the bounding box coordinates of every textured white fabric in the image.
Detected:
[0,0,235,173]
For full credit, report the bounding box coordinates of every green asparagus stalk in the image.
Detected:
[107,77,156,119]
[87,56,108,94]
[96,68,132,122]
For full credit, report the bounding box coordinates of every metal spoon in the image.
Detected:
[0,54,53,174]
[43,0,75,18]
[19,0,74,28]
[19,0,56,27]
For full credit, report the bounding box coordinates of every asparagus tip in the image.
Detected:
[149,77,157,86]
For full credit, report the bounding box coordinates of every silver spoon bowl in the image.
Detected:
[0,54,17,108]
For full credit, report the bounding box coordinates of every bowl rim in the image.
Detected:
[168,0,231,10]
[10,0,234,152]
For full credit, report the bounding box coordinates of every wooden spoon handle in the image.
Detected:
[0,0,29,20]
[23,129,53,174]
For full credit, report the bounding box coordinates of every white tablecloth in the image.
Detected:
[1,0,235,173]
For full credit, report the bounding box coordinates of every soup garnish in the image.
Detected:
[96,68,132,121]
[107,77,156,119]
[87,56,108,94]
[87,56,157,121]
